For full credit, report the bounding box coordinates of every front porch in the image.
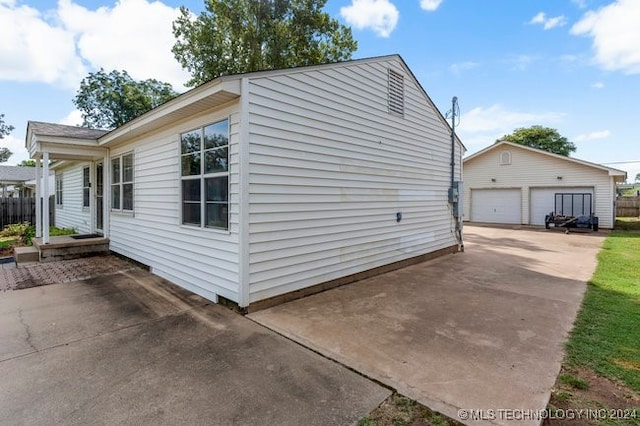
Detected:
[15,235,109,264]
[25,121,111,245]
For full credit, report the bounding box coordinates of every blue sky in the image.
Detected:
[1,0,638,181]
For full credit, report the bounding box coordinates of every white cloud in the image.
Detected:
[572,0,587,9]
[58,0,189,89]
[0,0,190,90]
[574,130,610,141]
[571,0,640,75]
[449,61,478,75]
[530,12,545,24]
[509,55,535,71]
[340,0,399,38]
[59,110,83,127]
[0,1,86,88]
[457,104,565,151]
[420,0,442,12]
[529,12,567,30]
[591,81,605,89]
[0,134,29,165]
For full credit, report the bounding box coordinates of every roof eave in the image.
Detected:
[99,78,241,146]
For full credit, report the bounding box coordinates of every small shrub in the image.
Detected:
[0,238,15,250]
[22,226,36,246]
[0,222,30,237]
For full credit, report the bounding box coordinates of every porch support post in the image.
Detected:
[103,153,110,238]
[35,157,42,238]
[42,152,50,244]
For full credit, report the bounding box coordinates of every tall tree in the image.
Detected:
[172,0,357,87]
[499,125,576,157]
[73,69,179,130]
[0,113,14,163]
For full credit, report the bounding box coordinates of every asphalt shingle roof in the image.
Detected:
[0,165,36,183]
[28,121,109,140]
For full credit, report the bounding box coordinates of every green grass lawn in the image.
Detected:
[564,230,640,392]
[616,218,640,231]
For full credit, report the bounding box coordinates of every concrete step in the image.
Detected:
[15,246,39,264]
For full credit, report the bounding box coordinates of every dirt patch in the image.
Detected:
[545,367,640,425]
[359,394,462,426]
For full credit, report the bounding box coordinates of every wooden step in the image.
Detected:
[15,246,39,264]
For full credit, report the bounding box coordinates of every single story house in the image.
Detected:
[26,54,464,309]
[462,140,626,228]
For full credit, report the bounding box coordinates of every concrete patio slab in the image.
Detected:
[0,270,390,425]
[249,225,606,425]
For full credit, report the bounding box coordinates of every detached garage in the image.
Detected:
[463,141,626,229]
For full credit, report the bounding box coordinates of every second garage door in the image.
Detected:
[471,188,521,224]
[529,187,594,225]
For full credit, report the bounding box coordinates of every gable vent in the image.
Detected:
[388,69,405,117]
[500,150,512,165]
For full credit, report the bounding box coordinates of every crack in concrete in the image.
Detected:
[17,308,37,352]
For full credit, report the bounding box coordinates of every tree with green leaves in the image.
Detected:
[0,113,14,163]
[635,172,640,183]
[172,0,357,87]
[73,69,179,130]
[18,159,36,167]
[499,125,576,157]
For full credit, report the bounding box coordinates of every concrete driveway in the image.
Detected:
[0,268,390,425]
[249,225,606,425]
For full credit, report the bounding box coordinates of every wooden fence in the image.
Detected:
[617,196,640,217]
[0,196,55,229]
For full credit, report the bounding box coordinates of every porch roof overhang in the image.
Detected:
[28,136,108,161]
[26,121,109,161]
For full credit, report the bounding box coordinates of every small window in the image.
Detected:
[82,166,90,207]
[500,150,511,165]
[55,174,63,206]
[388,68,405,117]
[181,118,229,230]
[111,153,134,211]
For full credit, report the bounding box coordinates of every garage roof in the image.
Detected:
[464,140,627,181]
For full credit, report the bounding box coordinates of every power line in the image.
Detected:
[601,160,640,165]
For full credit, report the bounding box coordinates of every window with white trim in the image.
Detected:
[180,118,229,230]
[82,166,90,208]
[111,153,134,211]
[55,174,63,206]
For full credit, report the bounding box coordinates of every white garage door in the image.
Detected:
[471,188,521,224]
[530,187,594,225]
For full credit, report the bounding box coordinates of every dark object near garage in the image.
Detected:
[545,193,599,232]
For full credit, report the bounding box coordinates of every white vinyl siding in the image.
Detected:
[245,58,461,303]
[463,144,618,228]
[54,164,91,233]
[107,104,241,303]
[470,188,521,224]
